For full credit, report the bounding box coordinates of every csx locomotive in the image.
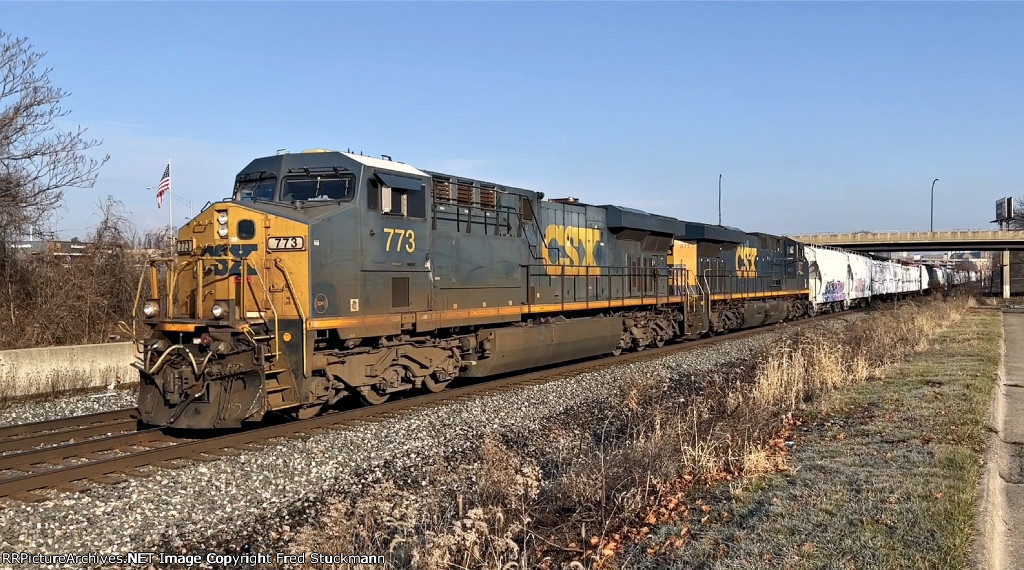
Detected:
[134,149,815,428]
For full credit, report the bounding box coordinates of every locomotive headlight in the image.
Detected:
[142,301,159,318]
[216,210,229,238]
[210,302,227,319]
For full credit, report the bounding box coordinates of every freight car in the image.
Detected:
[132,150,815,429]
[805,245,871,313]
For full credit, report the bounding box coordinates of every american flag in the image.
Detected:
[156,163,171,208]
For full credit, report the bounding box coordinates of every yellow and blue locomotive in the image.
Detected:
[134,149,809,428]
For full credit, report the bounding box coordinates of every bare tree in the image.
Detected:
[953,259,977,273]
[0,30,109,242]
[0,30,118,347]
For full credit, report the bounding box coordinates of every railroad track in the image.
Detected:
[0,408,140,454]
[0,311,855,503]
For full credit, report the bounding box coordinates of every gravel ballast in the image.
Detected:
[0,388,137,429]
[0,318,860,565]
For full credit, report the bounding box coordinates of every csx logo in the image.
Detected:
[543,225,603,277]
[200,244,258,276]
[735,246,758,278]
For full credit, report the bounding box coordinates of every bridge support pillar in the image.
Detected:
[1004,249,1011,299]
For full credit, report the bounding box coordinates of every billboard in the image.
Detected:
[996,197,1014,222]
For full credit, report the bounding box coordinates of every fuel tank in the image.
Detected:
[463,315,623,377]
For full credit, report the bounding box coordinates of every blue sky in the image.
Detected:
[1,2,1021,239]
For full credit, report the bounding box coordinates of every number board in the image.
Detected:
[383,228,416,253]
[176,239,194,255]
[267,236,305,251]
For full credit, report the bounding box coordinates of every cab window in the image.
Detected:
[282,175,355,202]
[370,172,426,219]
[234,177,277,201]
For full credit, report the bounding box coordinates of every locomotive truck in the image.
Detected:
[133,149,814,428]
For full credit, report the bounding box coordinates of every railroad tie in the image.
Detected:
[6,490,48,503]
[54,481,91,494]
[230,443,267,451]
[186,453,222,463]
[199,449,244,457]
[89,474,128,485]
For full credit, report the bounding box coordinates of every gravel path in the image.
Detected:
[0,317,860,566]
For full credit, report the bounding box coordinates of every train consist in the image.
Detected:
[132,150,971,429]
[804,244,973,313]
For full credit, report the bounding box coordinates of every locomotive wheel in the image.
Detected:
[422,374,451,393]
[611,346,623,357]
[358,386,390,405]
[654,337,666,348]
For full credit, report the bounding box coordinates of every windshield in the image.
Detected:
[282,175,355,202]
[234,177,277,201]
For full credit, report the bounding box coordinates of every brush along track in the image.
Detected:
[0,311,855,502]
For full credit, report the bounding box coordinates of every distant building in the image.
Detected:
[893,250,984,270]
[8,238,92,258]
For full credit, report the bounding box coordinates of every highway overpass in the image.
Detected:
[786,229,1024,252]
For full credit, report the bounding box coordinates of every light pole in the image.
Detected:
[930,178,939,232]
[718,174,722,226]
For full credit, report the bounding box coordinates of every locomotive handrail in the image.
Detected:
[274,258,306,376]
[523,263,674,310]
[168,258,194,319]
[238,259,281,359]
[132,256,282,362]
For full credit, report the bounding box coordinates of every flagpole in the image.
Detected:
[168,157,173,231]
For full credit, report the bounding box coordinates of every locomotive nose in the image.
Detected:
[136,199,311,431]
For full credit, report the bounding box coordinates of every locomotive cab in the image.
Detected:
[135,150,427,428]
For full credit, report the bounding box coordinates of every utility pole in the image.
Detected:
[718,174,722,226]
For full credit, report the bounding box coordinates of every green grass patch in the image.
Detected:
[643,310,1000,570]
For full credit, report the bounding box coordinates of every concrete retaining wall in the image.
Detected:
[0,342,137,399]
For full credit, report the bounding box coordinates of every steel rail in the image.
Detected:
[0,419,142,455]
[0,427,167,472]
[0,408,138,445]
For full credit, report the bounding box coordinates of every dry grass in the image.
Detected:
[646,305,1000,570]
[289,296,973,569]
[749,298,966,414]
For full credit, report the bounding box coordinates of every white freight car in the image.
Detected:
[806,245,854,312]
[870,258,899,297]
[901,262,922,294]
[848,252,873,305]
